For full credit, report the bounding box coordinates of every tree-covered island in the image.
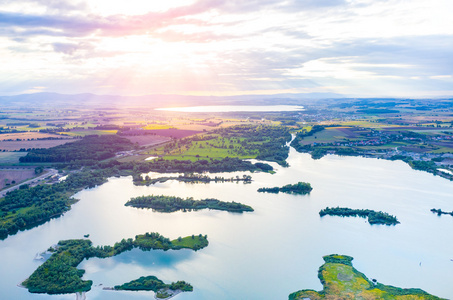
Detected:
[319,207,400,225]
[113,276,193,299]
[289,254,444,300]
[135,173,252,186]
[125,195,254,213]
[22,232,208,295]
[430,208,453,216]
[257,182,312,195]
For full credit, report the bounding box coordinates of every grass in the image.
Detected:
[149,135,260,161]
[170,236,208,249]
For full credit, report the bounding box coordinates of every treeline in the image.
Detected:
[24,233,208,294]
[114,275,192,294]
[0,168,120,239]
[19,135,133,164]
[126,195,254,213]
[257,182,312,195]
[319,207,400,225]
[135,157,272,174]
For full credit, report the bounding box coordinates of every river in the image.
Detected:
[1,146,452,299]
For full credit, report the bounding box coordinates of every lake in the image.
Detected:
[1,146,452,299]
[155,105,304,112]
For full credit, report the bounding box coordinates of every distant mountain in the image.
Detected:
[0,92,344,108]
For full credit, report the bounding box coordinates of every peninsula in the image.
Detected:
[289,254,444,300]
[23,232,208,294]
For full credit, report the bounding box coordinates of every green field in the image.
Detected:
[149,135,259,161]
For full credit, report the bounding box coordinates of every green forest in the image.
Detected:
[19,135,134,165]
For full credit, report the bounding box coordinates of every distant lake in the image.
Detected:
[1,147,452,299]
[155,105,304,112]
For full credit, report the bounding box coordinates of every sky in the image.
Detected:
[0,0,452,97]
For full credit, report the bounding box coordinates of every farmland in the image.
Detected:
[0,167,36,189]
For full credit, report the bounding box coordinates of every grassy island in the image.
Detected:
[431,208,453,216]
[23,232,208,295]
[125,195,254,213]
[114,275,192,298]
[319,207,400,225]
[257,182,312,195]
[289,254,444,300]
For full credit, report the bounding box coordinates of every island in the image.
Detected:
[135,173,252,186]
[125,195,254,213]
[319,207,400,225]
[113,276,193,299]
[22,232,208,295]
[430,208,453,216]
[289,254,444,300]
[257,182,312,195]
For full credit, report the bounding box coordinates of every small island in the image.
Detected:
[431,208,453,216]
[22,232,208,295]
[289,254,444,300]
[125,195,254,213]
[113,275,192,299]
[257,182,312,195]
[319,207,400,225]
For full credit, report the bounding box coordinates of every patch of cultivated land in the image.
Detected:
[0,132,71,141]
[124,135,171,146]
[0,168,35,189]
[143,129,202,138]
[0,139,75,151]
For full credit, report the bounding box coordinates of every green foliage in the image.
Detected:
[23,239,94,294]
[257,182,312,195]
[319,207,400,225]
[19,135,133,165]
[126,195,253,213]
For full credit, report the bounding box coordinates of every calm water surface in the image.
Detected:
[1,147,452,299]
[155,105,304,112]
